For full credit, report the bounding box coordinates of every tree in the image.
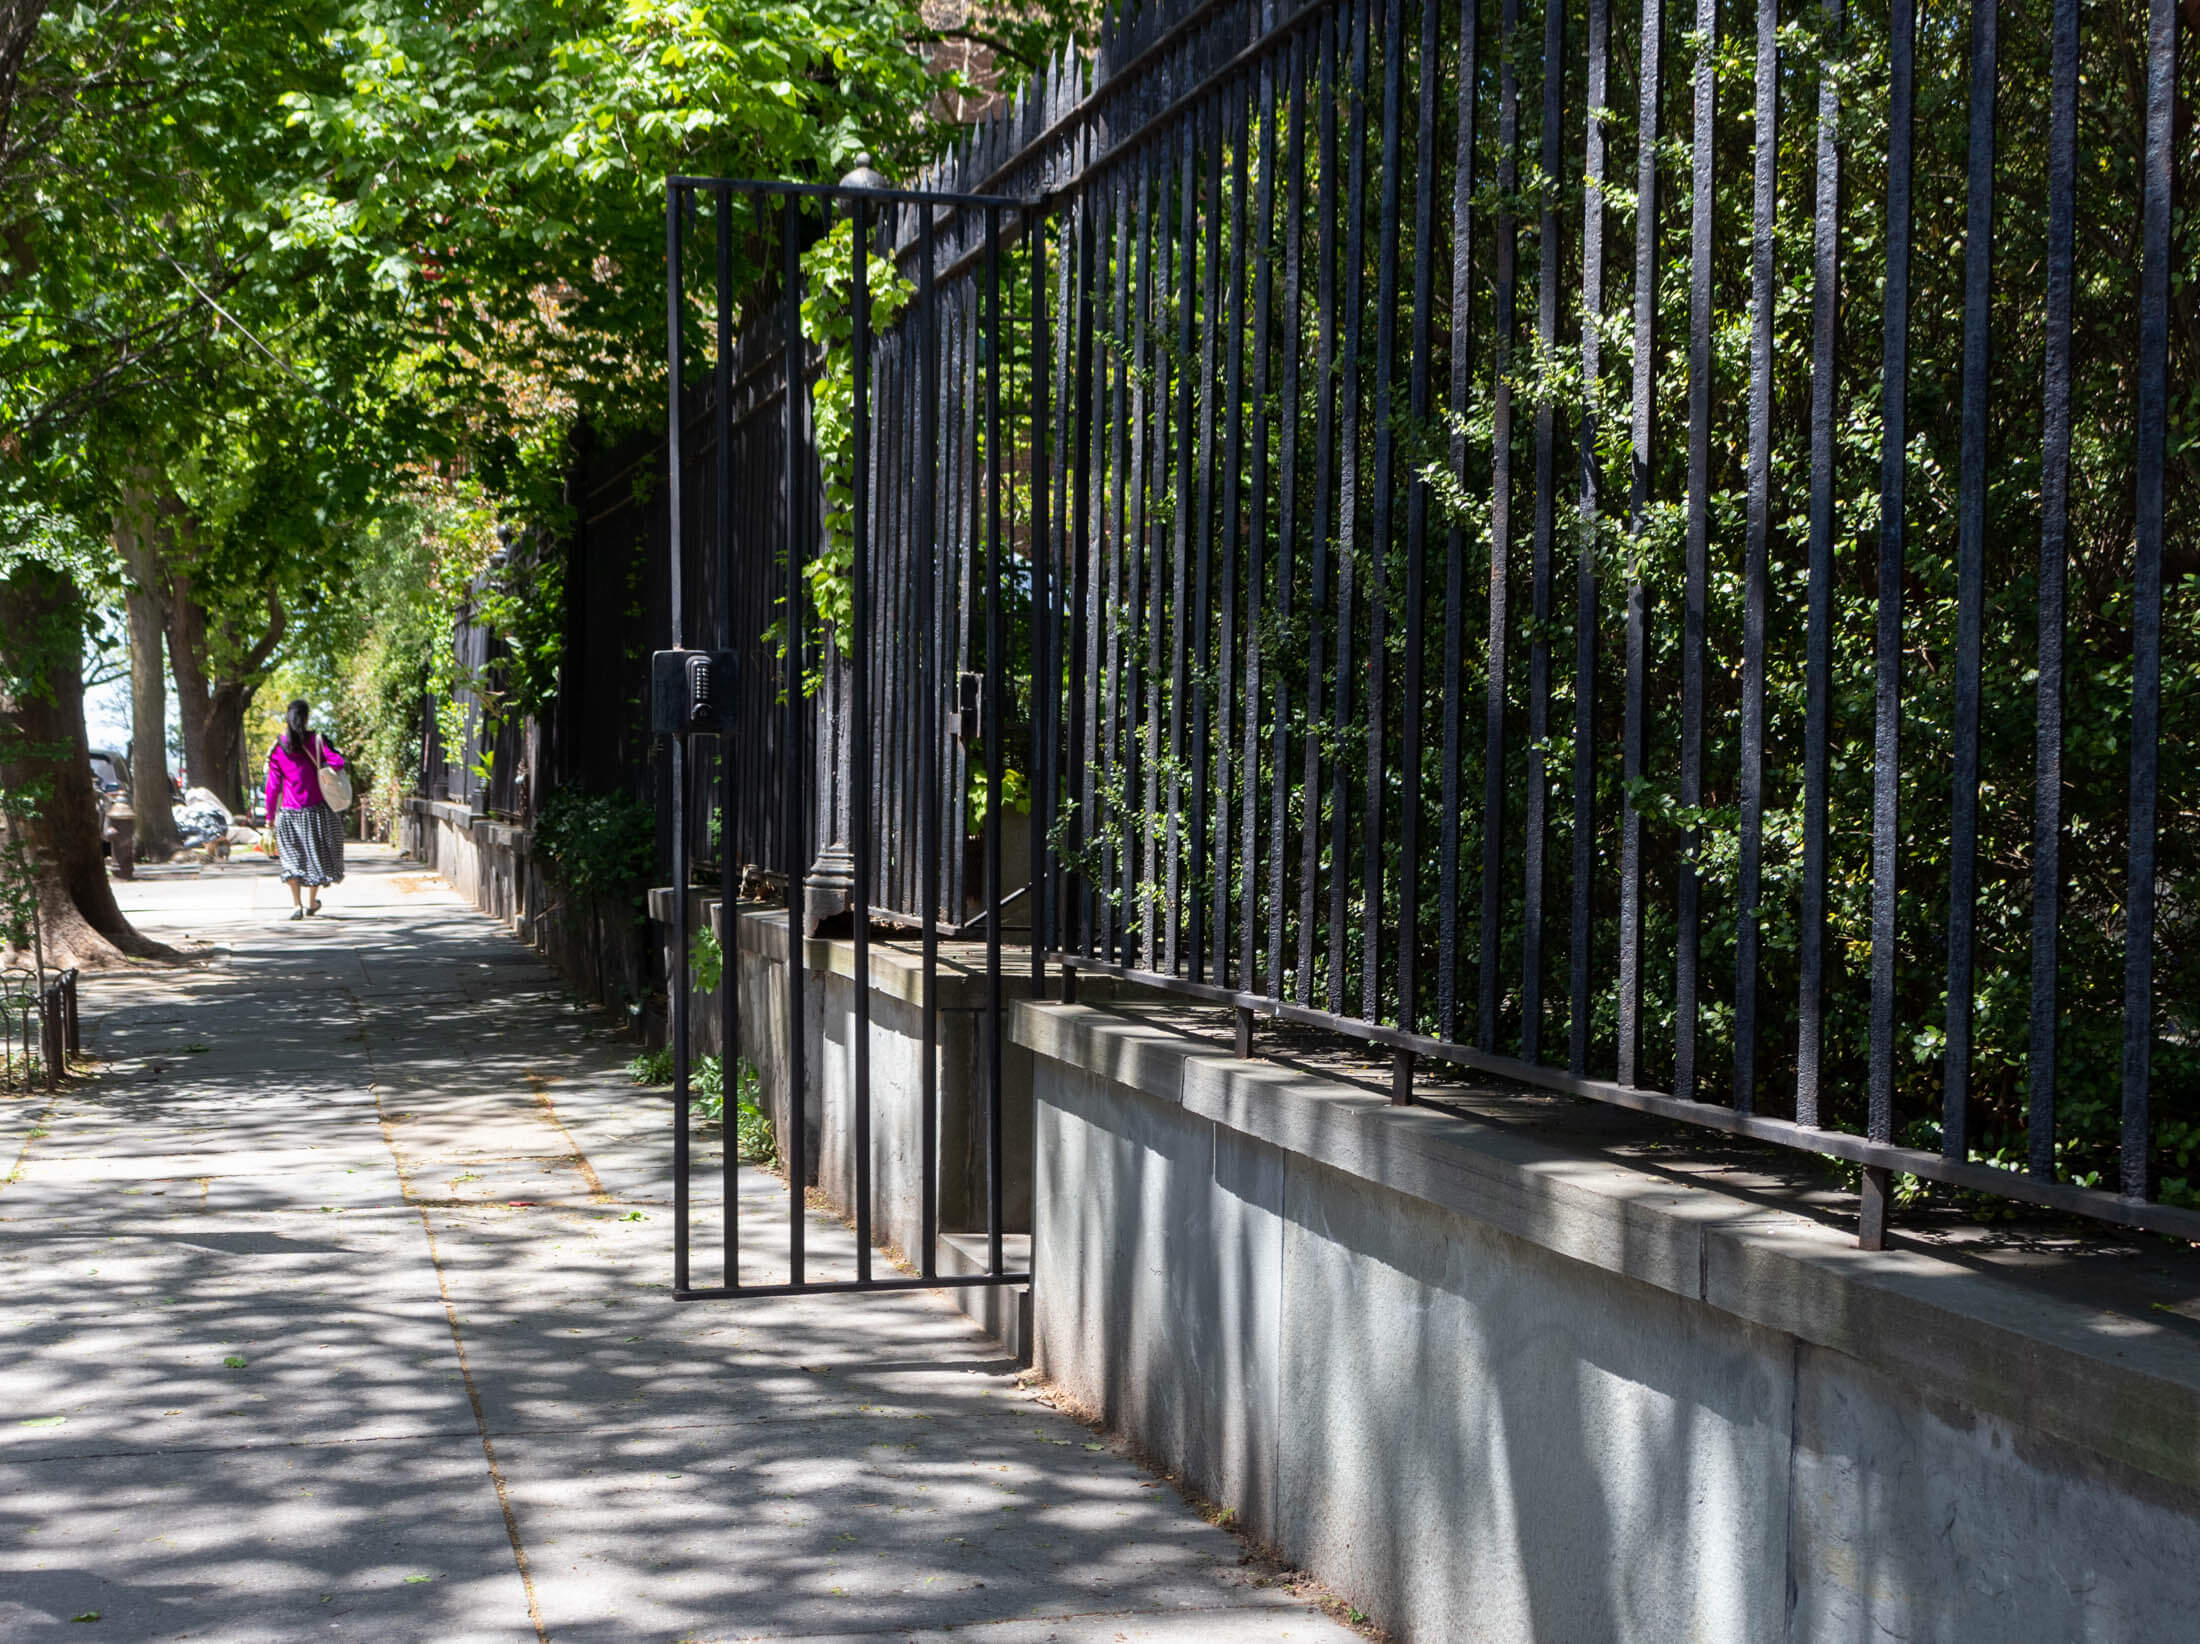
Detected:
[1,0,361,937]
[0,1,48,199]
[277,0,954,456]
[110,469,182,854]
[0,521,173,965]
[3,0,970,945]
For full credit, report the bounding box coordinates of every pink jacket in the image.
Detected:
[265,734,345,816]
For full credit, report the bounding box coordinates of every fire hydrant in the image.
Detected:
[105,800,135,880]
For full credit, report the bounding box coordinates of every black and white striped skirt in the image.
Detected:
[274,804,345,886]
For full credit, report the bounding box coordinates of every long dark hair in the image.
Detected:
[284,699,311,755]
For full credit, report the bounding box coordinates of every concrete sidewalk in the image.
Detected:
[0,848,1357,1643]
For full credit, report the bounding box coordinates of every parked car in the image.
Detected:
[88,749,130,858]
[88,748,128,801]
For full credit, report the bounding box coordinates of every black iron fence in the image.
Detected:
[422,576,534,821]
[679,0,2195,1245]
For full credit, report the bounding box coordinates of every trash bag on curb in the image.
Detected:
[173,788,235,848]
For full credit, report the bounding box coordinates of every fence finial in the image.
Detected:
[840,155,889,192]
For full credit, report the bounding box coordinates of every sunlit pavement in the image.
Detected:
[0,847,1356,1643]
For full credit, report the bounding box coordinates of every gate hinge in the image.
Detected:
[651,649,739,737]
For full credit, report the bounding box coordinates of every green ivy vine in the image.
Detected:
[795,217,914,671]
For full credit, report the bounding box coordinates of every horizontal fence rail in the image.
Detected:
[690,0,2195,1245]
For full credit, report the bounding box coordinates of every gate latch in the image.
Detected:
[651,649,738,737]
[952,671,983,741]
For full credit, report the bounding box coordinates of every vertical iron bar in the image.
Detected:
[957,282,981,924]
[1329,0,1372,1015]
[1104,177,1129,966]
[851,200,875,1281]
[1169,120,1196,973]
[1795,0,1841,1125]
[985,209,1006,1274]
[1031,216,1053,995]
[1117,162,1135,972]
[1192,102,1223,982]
[1867,0,1916,1147]
[716,186,740,1283]
[2120,0,2176,1201]
[1398,0,1439,1034]
[781,196,809,1284]
[1298,12,1342,1004]
[1071,199,1097,963]
[1215,78,1248,984]
[1478,0,1521,1050]
[1440,0,1482,1043]
[1945,0,1997,1159]
[1362,0,1407,1023]
[1618,0,1663,1088]
[1242,52,1279,993]
[2028,0,2076,1179]
[1676,0,1715,1102]
[916,205,939,1278]
[1570,0,1608,1078]
[1732,0,1776,1112]
[1269,29,1307,999]
[1129,150,1152,973]
[1055,179,1077,971]
[1522,0,1563,1062]
[1144,145,1169,972]
[1095,181,1126,972]
[897,322,920,921]
[667,181,690,1294]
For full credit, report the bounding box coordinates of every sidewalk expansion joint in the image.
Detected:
[354,982,551,1644]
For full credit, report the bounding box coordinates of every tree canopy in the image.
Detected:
[0,0,1010,957]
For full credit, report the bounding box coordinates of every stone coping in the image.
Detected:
[726,903,1030,1012]
[405,796,530,851]
[645,891,1034,1011]
[1011,998,2200,1497]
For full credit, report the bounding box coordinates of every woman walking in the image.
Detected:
[265,699,347,919]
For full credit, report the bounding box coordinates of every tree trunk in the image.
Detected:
[167,569,281,816]
[112,474,181,857]
[0,564,174,967]
[124,585,181,853]
[168,571,212,795]
[205,682,250,811]
[0,4,53,199]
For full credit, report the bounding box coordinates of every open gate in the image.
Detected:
[655,175,1038,1300]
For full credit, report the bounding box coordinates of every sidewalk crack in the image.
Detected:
[351,983,552,1644]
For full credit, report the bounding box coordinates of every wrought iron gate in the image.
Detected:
[657,175,1036,1299]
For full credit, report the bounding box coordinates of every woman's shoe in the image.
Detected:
[306,902,320,916]
[289,908,306,921]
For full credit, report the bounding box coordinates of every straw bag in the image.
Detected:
[313,734,354,812]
